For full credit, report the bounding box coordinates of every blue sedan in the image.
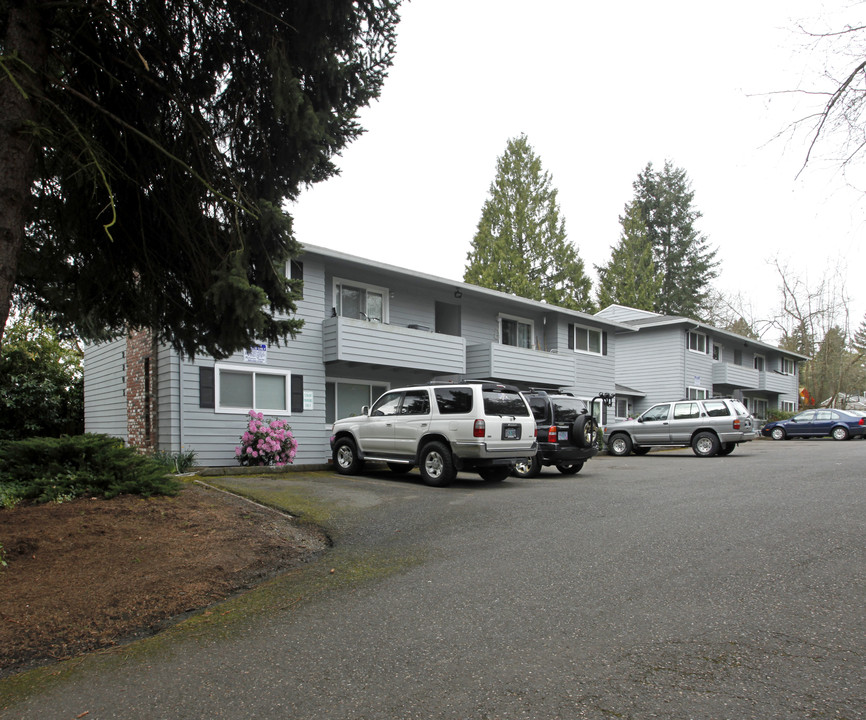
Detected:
[761,409,866,441]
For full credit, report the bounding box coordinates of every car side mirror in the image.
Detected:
[637,417,644,423]
[362,405,369,416]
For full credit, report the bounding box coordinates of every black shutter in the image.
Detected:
[602,331,608,356]
[291,374,304,413]
[199,367,215,409]
[567,324,574,350]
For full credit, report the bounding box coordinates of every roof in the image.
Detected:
[595,304,810,361]
[302,244,635,332]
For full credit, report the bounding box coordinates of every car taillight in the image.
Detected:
[733,419,741,430]
[474,419,486,437]
[548,426,558,442]
[860,418,865,426]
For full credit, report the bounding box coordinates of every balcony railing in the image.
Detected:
[322,316,465,374]
[466,343,576,386]
[711,362,759,389]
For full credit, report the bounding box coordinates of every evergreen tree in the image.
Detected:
[726,317,759,340]
[595,201,660,311]
[464,135,593,312]
[0,1,401,357]
[631,160,719,318]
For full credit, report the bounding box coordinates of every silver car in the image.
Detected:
[603,398,756,457]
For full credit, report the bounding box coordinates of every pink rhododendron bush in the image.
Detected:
[235,410,298,466]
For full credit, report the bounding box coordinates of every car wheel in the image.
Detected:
[555,461,584,474]
[632,446,651,456]
[717,442,736,455]
[770,427,786,441]
[333,437,362,475]
[832,426,850,441]
[479,466,511,482]
[418,441,456,487]
[692,431,720,457]
[570,415,595,448]
[608,433,632,456]
[387,462,413,473]
[512,455,542,478]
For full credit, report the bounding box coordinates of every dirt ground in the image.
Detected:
[0,482,328,678]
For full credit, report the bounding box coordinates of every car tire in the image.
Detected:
[770,427,786,441]
[555,461,584,474]
[692,431,720,457]
[512,455,542,478]
[387,462,414,473]
[832,426,849,441]
[632,446,651,456]
[333,437,362,475]
[608,433,632,456]
[418,441,456,487]
[570,415,595,448]
[478,466,511,482]
[718,442,736,455]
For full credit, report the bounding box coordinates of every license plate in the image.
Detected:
[502,425,521,440]
[558,431,569,441]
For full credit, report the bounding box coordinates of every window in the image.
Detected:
[703,400,731,417]
[401,390,431,415]
[687,386,708,400]
[688,331,708,354]
[712,343,722,361]
[334,278,388,322]
[434,387,474,414]
[754,355,765,371]
[370,391,402,416]
[499,315,533,349]
[215,364,290,414]
[781,400,796,412]
[782,358,796,375]
[573,325,602,355]
[326,381,388,423]
[616,397,629,418]
[674,402,700,419]
[641,404,671,422]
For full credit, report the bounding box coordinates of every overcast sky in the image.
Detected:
[290,0,865,339]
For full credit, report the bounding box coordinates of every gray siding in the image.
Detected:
[83,338,127,441]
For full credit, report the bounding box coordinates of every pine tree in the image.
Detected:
[595,201,660,311]
[464,135,593,312]
[0,1,401,358]
[631,160,719,318]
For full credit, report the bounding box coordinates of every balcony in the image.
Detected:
[466,343,576,386]
[759,370,794,394]
[322,316,466,374]
[711,362,759,390]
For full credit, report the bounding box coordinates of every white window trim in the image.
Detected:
[498,313,535,349]
[333,277,390,323]
[573,323,603,355]
[214,363,291,415]
[754,354,766,371]
[688,330,708,354]
[712,343,723,361]
[687,386,708,400]
[781,357,796,375]
[781,400,797,412]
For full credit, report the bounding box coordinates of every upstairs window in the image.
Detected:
[712,343,722,361]
[781,358,796,375]
[688,331,708,354]
[754,355,765,371]
[573,325,602,355]
[499,314,533,349]
[334,279,387,322]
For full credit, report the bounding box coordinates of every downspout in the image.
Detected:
[178,352,184,452]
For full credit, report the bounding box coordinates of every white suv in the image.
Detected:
[330,381,537,486]
[603,397,755,457]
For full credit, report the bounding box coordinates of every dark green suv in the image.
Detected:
[513,390,598,477]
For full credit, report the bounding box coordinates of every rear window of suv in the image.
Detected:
[703,400,731,417]
[483,390,530,416]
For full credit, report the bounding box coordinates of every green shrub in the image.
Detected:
[152,448,198,474]
[766,408,798,423]
[0,434,180,504]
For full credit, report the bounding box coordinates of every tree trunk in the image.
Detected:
[0,4,46,346]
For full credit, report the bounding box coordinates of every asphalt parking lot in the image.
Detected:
[6,439,866,720]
